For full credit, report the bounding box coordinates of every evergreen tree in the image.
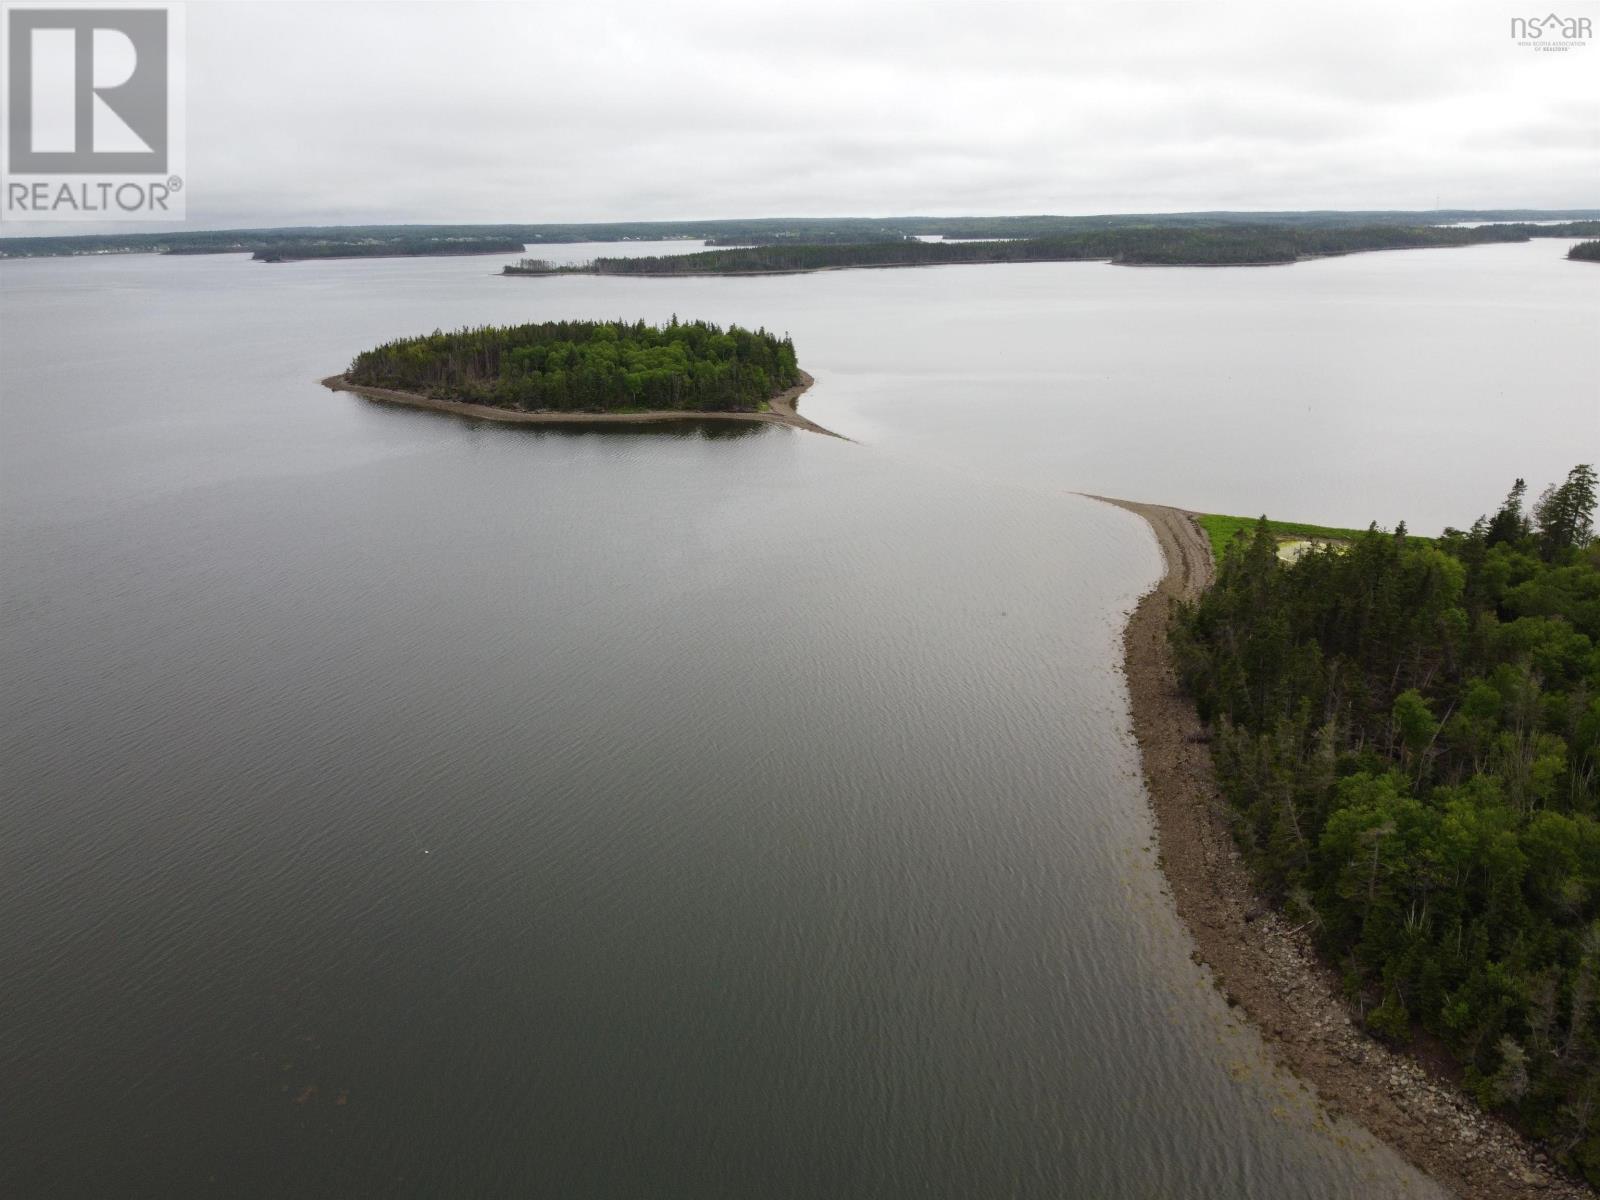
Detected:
[1176,469,1600,1182]
[1534,465,1598,561]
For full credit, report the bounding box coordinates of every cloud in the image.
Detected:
[7,0,1596,235]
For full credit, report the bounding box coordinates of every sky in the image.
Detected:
[4,0,1598,235]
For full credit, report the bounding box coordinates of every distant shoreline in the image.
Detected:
[500,247,1507,279]
[1093,495,1588,1200]
[320,369,845,439]
[500,257,1307,279]
[501,231,1597,281]
[501,260,1076,278]
[258,247,521,264]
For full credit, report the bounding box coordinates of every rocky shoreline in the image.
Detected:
[320,369,845,439]
[1093,495,1592,1200]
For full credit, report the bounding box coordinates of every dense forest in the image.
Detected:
[505,223,1600,275]
[250,237,524,262]
[1570,241,1600,263]
[345,319,800,413]
[5,211,1600,259]
[1172,467,1600,1182]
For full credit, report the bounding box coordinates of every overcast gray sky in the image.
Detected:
[10,0,1600,233]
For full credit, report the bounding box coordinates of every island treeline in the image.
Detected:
[1570,241,1600,263]
[345,319,800,413]
[1173,467,1600,1182]
[250,237,524,262]
[703,230,916,247]
[505,223,1600,275]
[6,210,1600,259]
[0,226,532,261]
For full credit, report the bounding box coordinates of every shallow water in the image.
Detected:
[3,239,1591,1197]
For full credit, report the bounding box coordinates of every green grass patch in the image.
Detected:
[1196,514,1374,562]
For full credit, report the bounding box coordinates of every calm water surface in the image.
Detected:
[3,239,1593,1197]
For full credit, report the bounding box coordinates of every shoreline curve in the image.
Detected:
[321,369,846,440]
[1089,494,1591,1200]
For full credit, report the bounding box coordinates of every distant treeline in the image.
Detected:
[251,237,524,262]
[704,230,916,247]
[346,319,800,413]
[1570,241,1600,263]
[505,222,1600,275]
[5,210,1600,258]
[1175,467,1600,1182]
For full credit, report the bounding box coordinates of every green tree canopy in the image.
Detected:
[1174,466,1600,1181]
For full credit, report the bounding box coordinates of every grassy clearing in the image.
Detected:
[1196,514,1374,562]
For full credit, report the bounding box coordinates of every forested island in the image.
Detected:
[1173,467,1600,1184]
[328,319,838,434]
[5,210,1599,259]
[505,222,1600,275]
[1569,241,1600,263]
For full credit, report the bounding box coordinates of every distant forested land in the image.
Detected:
[505,223,1600,275]
[704,230,916,247]
[5,210,1599,259]
[345,319,800,413]
[251,237,524,262]
[1570,241,1600,263]
[1174,467,1600,1183]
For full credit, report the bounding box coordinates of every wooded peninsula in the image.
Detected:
[504,222,1600,275]
[1174,467,1600,1185]
[337,319,804,415]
